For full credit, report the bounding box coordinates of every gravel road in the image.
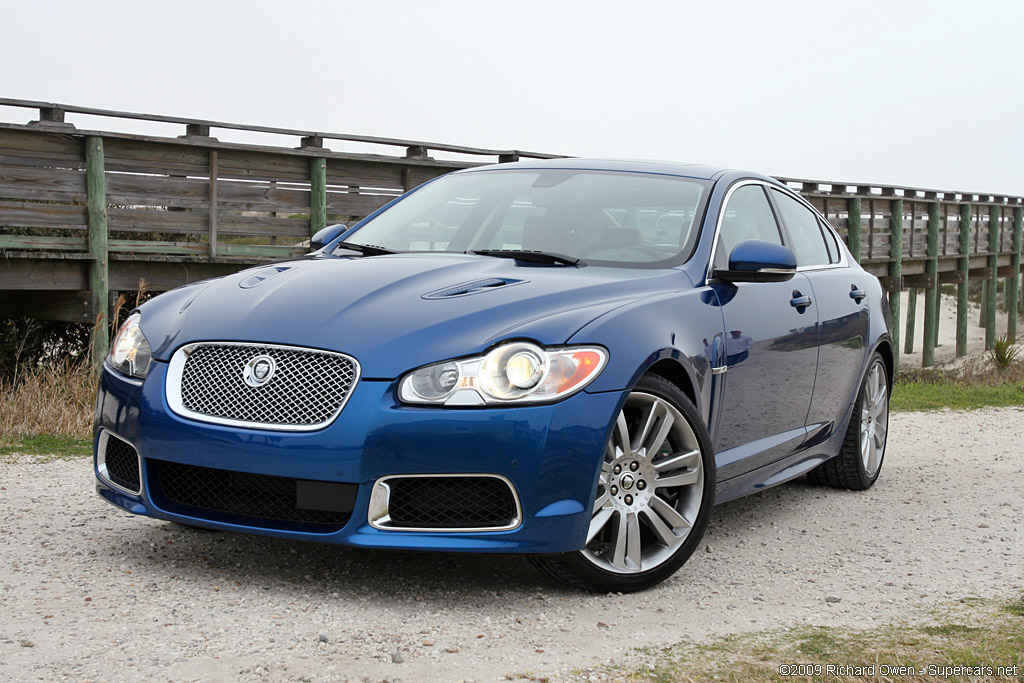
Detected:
[2,407,1022,682]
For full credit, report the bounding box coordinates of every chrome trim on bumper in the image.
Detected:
[368,474,523,533]
[96,429,142,496]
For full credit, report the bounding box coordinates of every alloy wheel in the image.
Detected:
[582,392,704,574]
[859,361,888,478]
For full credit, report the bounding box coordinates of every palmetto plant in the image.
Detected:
[991,334,1020,371]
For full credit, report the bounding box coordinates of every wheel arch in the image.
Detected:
[644,357,699,409]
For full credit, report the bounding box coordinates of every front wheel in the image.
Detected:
[529,374,715,592]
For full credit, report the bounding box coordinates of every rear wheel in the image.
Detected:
[808,353,889,490]
[529,374,715,592]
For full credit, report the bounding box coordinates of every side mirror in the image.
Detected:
[716,239,797,283]
[310,223,348,251]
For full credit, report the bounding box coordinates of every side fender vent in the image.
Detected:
[422,278,525,300]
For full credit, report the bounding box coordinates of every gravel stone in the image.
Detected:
[1,407,1022,681]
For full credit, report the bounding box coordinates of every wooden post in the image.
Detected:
[310,157,327,237]
[1009,206,1023,341]
[904,288,917,354]
[922,201,941,366]
[847,197,862,263]
[208,150,218,258]
[986,206,999,348]
[86,136,109,369]
[889,198,903,374]
[980,280,989,327]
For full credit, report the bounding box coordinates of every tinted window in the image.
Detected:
[772,190,830,267]
[820,219,841,264]
[714,184,782,270]
[341,169,710,267]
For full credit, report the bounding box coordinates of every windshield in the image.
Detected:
[338,169,711,267]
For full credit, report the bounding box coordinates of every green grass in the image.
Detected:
[891,380,1024,411]
[588,596,1024,682]
[0,433,92,461]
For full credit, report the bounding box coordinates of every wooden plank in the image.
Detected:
[0,234,87,250]
[216,243,305,258]
[0,289,97,322]
[216,179,312,213]
[107,206,208,233]
[0,128,83,160]
[0,199,87,228]
[102,137,210,176]
[216,148,310,182]
[108,239,207,255]
[0,164,86,200]
[105,172,210,208]
[0,257,87,289]
[957,203,972,357]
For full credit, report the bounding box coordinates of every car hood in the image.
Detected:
[142,253,690,378]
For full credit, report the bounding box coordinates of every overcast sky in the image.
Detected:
[2,0,1022,194]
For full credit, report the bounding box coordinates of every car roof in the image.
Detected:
[455,157,771,182]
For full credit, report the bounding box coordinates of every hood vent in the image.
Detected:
[239,266,293,289]
[422,278,525,300]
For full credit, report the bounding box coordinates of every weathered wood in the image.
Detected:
[310,157,326,237]
[1009,207,1023,341]
[922,202,940,367]
[0,234,87,250]
[208,150,218,258]
[108,239,207,256]
[846,197,861,262]
[0,199,87,229]
[0,164,87,201]
[0,97,559,160]
[889,199,903,373]
[904,288,917,354]
[0,290,96,322]
[986,205,1000,348]
[85,135,109,366]
[957,204,972,357]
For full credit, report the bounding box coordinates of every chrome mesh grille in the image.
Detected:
[177,343,357,428]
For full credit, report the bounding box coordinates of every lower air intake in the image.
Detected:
[384,476,520,530]
[149,459,355,533]
[100,432,141,494]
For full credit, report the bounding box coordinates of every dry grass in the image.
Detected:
[583,596,1024,683]
[0,359,94,440]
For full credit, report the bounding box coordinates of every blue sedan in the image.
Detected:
[95,159,893,592]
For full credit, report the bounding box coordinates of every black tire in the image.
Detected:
[807,353,889,491]
[529,374,715,592]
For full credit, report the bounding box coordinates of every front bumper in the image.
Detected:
[94,361,623,553]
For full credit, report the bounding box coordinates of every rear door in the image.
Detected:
[709,182,820,480]
[769,189,869,438]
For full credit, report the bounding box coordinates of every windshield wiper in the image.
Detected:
[468,249,583,266]
[334,241,396,256]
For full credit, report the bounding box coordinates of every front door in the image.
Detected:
[709,183,819,480]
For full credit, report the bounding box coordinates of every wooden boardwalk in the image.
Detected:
[0,98,1021,371]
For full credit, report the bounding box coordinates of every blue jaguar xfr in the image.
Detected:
[95,159,893,591]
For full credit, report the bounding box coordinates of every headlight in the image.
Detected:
[107,312,152,379]
[399,342,607,406]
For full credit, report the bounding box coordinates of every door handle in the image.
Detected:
[850,285,866,303]
[790,291,812,311]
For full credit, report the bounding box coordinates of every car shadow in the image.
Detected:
[91,477,866,601]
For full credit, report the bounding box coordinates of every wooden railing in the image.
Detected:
[0,98,1021,371]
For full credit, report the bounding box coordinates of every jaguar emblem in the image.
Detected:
[243,355,277,387]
